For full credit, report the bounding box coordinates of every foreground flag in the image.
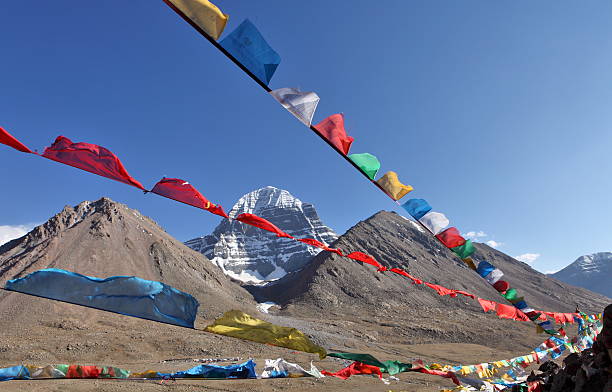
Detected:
[435,227,466,249]
[150,178,228,218]
[376,171,413,200]
[297,238,343,256]
[165,0,228,40]
[418,211,449,235]
[313,114,354,155]
[346,252,385,271]
[235,213,293,238]
[322,361,383,380]
[205,310,327,358]
[270,88,320,126]
[42,136,145,190]
[348,153,380,180]
[401,199,432,220]
[5,269,199,328]
[0,126,33,153]
[327,353,411,376]
[450,239,475,259]
[221,19,281,85]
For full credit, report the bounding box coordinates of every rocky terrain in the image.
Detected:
[185,186,337,283]
[550,252,612,298]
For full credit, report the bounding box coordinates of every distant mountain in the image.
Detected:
[549,252,612,298]
[185,186,337,284]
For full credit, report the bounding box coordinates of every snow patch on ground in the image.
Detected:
[400,216,426,233]
[257,301,278,314]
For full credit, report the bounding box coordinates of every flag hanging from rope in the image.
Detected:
[435,227,466,249]
[235,213,293,238]
[42,136,144,190]
[348,153,380,180]
[313,114,354,155]
[270,88,320,126]
[0,126,33,153]
[150,177,228,218]
[401,199,432,220]
[418,211,449,235]
[220,19,281,84]
[376,171,413,200]
[165,0,228,40]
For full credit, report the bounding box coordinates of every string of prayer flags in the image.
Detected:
[435,227,466,249]
[376,171,413,201]
[5,269,199,328]
[418,211,450,235]
[346,252,386,271]
[270,88,320,126]
[0,126,33,153]
[321,361,383,381]
[348,153,380,180]
[165,0,228,40]
[150,177,228,218]
[327,353,412,376]
[42,136,145,190]
[313,114,354,155]
[235,213,293,238]
[205,310,327,359]
[220,19,281,85]
[401,199,432,220]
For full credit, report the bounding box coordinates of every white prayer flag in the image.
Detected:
[270,87,320,126]
[418,211,449,235]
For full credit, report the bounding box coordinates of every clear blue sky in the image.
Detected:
[1,1,611,273]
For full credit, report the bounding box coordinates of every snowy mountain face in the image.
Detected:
[550,252,612,298]
[185,187,337,284]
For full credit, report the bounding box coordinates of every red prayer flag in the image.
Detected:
[321,361,382,380]
[42,136,144,189]
[66,365,102,379]
[435,227,466,249]
[452,290,475,299]
[492,280,510,293]
[346,252,385,271]
[235,213,293,238]
[425,282,456,297]
[477,298,497,313]
[0,126,33,153]
[390,268,423,284]
[313,114,354,155]
[496,303,519,320]
[150,178,228,218]
[296,238,343,256]
[411,364,460,385]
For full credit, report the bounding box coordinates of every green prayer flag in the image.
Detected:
[348,153,380,180]
[450,239,475,259]
[502,288,518,301]
[328,352,412,375]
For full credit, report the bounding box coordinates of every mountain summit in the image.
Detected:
[550,252,612,297]
[185,187,337,284]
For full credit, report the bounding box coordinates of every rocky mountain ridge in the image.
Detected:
[550,252,612,298]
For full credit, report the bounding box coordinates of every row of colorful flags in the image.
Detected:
[157,0,565,335]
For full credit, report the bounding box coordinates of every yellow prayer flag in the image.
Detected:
[376,171,413,200]
[461,257,477,270]
[205,310,327,359]
[167,0,228,40]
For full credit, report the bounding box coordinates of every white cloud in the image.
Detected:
[0,224,36,246]
[485,240,503,248]
[464,231,487,239]
[544,269,560,275]
[514,253,540,264]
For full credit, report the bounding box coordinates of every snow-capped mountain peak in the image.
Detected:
[550,252,612,298]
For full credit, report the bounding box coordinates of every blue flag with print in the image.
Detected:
[401,199,432,220]
[221,19,281,84]
[5,269,199,328]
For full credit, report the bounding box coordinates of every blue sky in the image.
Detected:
[1,1,610,273]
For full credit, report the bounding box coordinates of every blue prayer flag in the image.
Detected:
[0,366,29,381]
[221,19,281,84]
[5,269,199,328]
[159,360,256,379]
[476,261,495,278]
[401,199,432,220]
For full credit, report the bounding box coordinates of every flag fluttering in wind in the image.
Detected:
[270,88,320,126]
[327,353,412,376]
[0,126,33,153]
[313,114,354,155]
[221,19,281,84]
[418,211,450,235]
[235,213,293,238]
[42,136,144,190]
[5,269,199,328]
[165,0,228,40]
[348,153,380,180]
[346,252,385,271]
[450,239,475,259]
[322,361,383,380]
[205,310,327,359]
[150,177,228,218]
[376,171,413,200]
[401,198,432,220]
[435,227,466,249]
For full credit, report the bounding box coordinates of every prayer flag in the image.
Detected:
[502,288,518,301]
[476,261,495,278]
[158,360,256,379]
[0,126,33,153]
[418,211,449,235]
[346,252,385,271]
[205,310,327,358]
[493,280,510,292]
[235,213,293,238]
[401,199,432,220]
[270,88,320,126]
[150,178,228,218]
[462,257,477,270]
[376,171,413,200]
[42,136,144,190]
[390,267,422,284]
[221,19,280,84]
[484,268,504,284]
[348,153,380,180]
[450,240,475,259]
[425,282,456,296]
[322,362,382,380]
[297,238,343,256]
[5,269,199,328]
[313,114,354,155]
[165,0,228,40]
[477,298,497,313]
[327,353,411,375]
[435,227,466,249]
